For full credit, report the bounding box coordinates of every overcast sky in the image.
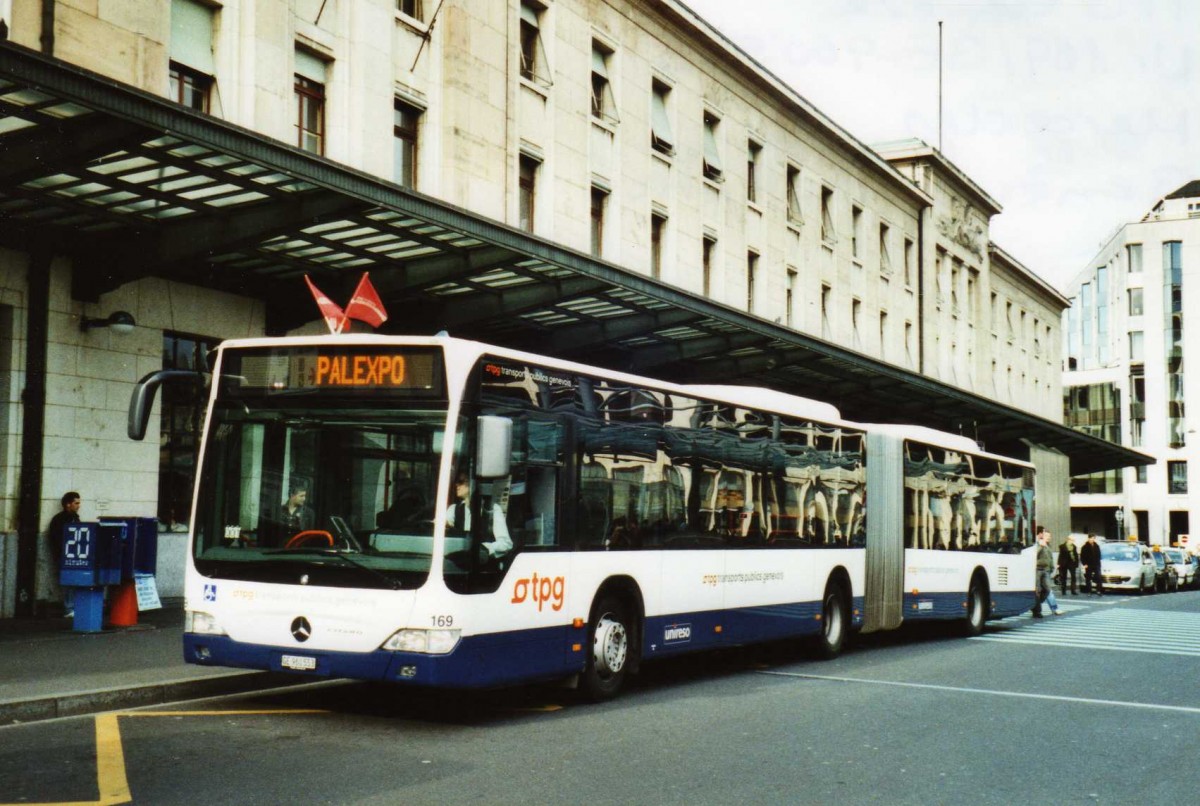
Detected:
[684,0,1200,291]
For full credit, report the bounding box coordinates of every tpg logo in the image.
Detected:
[663,623,691,644]
[511,572,565,612]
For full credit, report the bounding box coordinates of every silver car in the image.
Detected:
[1164,548,1197,588]
[1099,542,1157,594]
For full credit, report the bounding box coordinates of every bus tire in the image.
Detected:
[814,582,848,659]
[963,577,988,637]
[580,594,633,701]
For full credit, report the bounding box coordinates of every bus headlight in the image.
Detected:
[185,610,226,636]
[381,628,461,655]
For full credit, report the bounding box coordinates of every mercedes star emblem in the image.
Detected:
[291,616,312,642]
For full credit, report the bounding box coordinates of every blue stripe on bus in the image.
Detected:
[184,626,584,689]
[183,590,1025,689]
[901,590,1036,621]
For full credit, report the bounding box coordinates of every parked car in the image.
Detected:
[1099,541,1157,594]
[1164,548,1198,589]
[1150,548,1179,592]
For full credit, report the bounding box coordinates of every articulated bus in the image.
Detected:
[132,335,1037,699]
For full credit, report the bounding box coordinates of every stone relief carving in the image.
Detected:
[938,196,985,258]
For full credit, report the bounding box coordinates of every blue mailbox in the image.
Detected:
[96,520,128,585]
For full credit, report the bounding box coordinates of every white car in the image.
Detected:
[1164,548,1197,588]
[1099,542,1157,594]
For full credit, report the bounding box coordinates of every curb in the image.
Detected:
[0,671,301,726]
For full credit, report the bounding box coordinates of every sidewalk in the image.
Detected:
[0,605,297,726]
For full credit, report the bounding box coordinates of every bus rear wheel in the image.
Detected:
[580,595,633,701]
[814,583,847,659]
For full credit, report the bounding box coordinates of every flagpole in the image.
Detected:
[938,20,943,151]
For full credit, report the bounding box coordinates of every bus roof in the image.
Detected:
[866,422,1034,468]
[215,334,857,428]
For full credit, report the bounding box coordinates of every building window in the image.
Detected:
[851,205,863,259]
[851,298,862,347]
[519,2,551,87]
[1128,287,1143,316]
[169,63,212,112]
[747,141,761,202]
[903,238,914,286]
[392,100,420,188]
[702,235,715,297]
[1136,464,1147,484]
[591,41,616,123]
[786,164,802,224]
[1168,461,1188,495]
[821,283,832,338]
[518,154,538,232]
[820,186,835,244]
[879,310,888,359]
[1130,369,1145,447]
[160,333,216,528]
[650,212,667,279]
[1127,243,1143,274]
[1165,241,1185,448]
[746,251,758,312]
[590,186,607,258]
[397,0,423,21]
[702,111,723,181]
[786,269,797,328]
[170,0,215,112]
[905,321,914,365]
[294,50,328,155]
[879,223,892,276]
[951,260,961,313]
[1129,331,1144,363]
[650,79,674,156]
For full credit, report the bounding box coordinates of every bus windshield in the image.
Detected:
[193,403,454,590]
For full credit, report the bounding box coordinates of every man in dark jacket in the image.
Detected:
[47,491,82,617]
[1058,536,1080,595]
[1080,533,1103,595]
[1031,527,1061,618]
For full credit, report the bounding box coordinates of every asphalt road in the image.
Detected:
[4,589,1199,806]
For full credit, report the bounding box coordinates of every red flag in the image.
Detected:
[304,275,345,334]
[342,272,388,329]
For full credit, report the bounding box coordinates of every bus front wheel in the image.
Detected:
[581,595,633,701]
[814,583,847,659]
[963,578,988,637]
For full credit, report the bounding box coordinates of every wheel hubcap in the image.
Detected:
[593,614,627,677]
[824,596,842,643]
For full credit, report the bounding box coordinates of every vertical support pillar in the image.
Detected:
[15,251,50,618]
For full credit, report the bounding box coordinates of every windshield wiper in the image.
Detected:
[261,547,401,590]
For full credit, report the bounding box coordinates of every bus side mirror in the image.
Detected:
[128,370,207,441]
[475,416,512,479]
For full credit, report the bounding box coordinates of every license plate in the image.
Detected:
[281,654,317,671]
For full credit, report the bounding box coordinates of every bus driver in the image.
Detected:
[447,471,512,562]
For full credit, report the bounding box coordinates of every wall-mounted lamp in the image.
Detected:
[80,310,136,335]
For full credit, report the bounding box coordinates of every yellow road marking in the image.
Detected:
[95,714,131,805]
[123,709,328,717]
[0,709,327,806]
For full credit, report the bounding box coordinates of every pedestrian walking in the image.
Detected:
[46,491,82,618]
[1031,526,1060,618]
[1058,535,1079,595]
[1080,532,1104,595]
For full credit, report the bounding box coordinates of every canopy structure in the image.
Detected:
[0,42,1147,475]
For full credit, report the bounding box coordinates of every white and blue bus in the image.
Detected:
[131,335,1036,699]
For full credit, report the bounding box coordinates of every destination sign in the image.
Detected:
[224,347,443,396]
